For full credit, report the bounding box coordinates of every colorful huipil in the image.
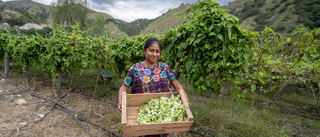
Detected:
[123,62,176,94]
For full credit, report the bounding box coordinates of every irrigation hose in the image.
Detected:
[77,117,121,137]
[33,80,91,127]
[5,79,94,137]
[45,103,121,137]
[32,104,55,126]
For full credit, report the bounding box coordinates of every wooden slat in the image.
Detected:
[127,107,139,113]
[179,89,194,121]
[121,92,127,125]
[127,107,139,125]
[123,121,193,137]
[126,92,179,106]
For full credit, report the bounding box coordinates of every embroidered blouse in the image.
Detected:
[123,62,176,94]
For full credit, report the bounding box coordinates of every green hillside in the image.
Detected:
[108,18,153,36]
[0,0,50,26]
[141,4,191,35]
[221,0,320,33]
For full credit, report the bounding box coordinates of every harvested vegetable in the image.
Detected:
[136,94,187,124]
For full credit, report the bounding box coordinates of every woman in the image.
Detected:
[117,37,189,137]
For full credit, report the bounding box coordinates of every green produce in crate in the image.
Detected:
[136,94,187,124]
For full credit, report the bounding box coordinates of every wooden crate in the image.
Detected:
[121,89,193,137]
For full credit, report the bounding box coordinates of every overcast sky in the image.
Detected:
[3,0,234,22]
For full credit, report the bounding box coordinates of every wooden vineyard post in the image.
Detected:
[56,62,62,102]
[14,25,21,37]
[25,60,31,88]
[4,51,9,79]
[174,62,182,79]
[15,25,31,88]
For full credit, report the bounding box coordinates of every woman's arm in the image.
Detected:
[171,80,189,103]
[118,85,129,112]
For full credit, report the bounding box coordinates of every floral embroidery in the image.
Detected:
[154,68,160,74]
[162,71,167,78]
[165,66,169,71]
[137,64,144,70]
[169,73,175,80]
[143,76,150,83]
[125,77,131,85]
[153,75,160,82]
[140,70,145,76]
[134,71,139,77]
[145,69,151,75]
[159,62,165,67]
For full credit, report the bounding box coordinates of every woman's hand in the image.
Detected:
[118,101,122,112]
[118,85,129,112]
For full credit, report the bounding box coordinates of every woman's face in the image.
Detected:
[144,42,161,64]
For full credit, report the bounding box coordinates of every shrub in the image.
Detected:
[4,17,26,26]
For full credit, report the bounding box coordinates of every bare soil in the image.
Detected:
[0,73,121,137]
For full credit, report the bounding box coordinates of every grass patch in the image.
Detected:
[189,94,320,136]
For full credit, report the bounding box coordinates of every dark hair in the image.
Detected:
[143,37,162,51]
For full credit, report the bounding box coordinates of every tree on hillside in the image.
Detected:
[294,0,320,30]
[88,14,107,37]
[51,0,88,28]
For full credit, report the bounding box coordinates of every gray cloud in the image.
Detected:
[89,0,114,6]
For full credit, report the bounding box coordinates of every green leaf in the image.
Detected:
[205,44,210,49]
[180,42,188,49]
[314,28,320,36]
[228,28,231,40]
[186,60,193,72]
[312,75,320,82]
[217,34,224,42]
[260,68,266,75]
[209,32,216,36]
[257,77,265,84]
[201,85,207,91]
[251,84,256,93]
[239,39,245,43]
[284,69,290,74]
[215,25,222,32]
[199,77,204,82]
[204,60,211,66]
[212,51,220,59]
[194,38,201,44]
